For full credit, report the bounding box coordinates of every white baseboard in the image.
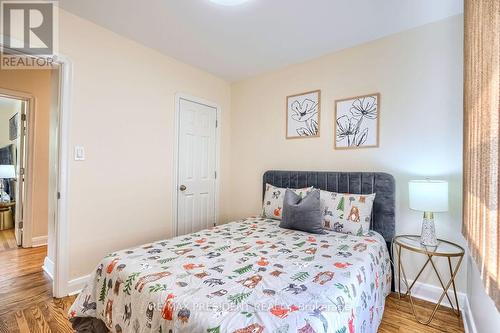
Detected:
[397,277,467,309]
[461,295,477,333]
[67,274,90,296]
[42,256,54,280]
[32,235,48,247]
[397,278,473,332]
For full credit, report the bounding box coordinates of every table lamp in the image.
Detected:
[0,165,16,203]
[409,179,448,246]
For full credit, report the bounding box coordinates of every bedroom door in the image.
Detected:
[176,98,217,236]
[14,100,27,246]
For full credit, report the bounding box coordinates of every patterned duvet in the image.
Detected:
[69,217,391,333]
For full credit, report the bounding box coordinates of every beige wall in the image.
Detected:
[230,16,464,291]
[0,70,52,239]
[57,10,232,279]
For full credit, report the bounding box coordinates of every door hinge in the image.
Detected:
[215,119,218,128]
[19,167,25,175]
[21,114,26,121]
[214,171,217,179]
[57,192,61,199]
[19,221,23,229]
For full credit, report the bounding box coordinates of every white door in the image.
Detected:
[176,98,217,236]
[15,101,27,246]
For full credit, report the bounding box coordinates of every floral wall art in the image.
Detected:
[286,90,321,139]
[334,93,380,149]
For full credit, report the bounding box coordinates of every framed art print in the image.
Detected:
[334,93,380,149]
[286,90,321,139]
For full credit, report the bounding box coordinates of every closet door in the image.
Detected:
[176,98,217,236]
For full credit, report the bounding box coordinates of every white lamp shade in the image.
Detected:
[0,165,16,179]
[409,180,448,212]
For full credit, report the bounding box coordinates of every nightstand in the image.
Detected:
[393,235,465,325]
[0,201,15,230]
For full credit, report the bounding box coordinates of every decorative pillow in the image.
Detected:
[280,189,323,234]
[320,190,376,236]
[262,184,313,220]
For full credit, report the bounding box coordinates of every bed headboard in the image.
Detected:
[263,170,396,242]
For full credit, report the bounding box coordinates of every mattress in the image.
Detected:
[69,217,391,333]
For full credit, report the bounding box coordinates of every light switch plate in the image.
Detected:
[74,146,85,161]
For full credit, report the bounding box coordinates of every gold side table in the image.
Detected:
[393,235,464,325]
[0,201,15,230]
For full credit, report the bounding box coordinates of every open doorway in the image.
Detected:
[0,65,62,314]
[0,95,23,247]
[0,95,24,248]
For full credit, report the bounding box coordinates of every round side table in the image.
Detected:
[393,235,465,325]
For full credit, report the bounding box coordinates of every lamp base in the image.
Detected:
[420,212,438,247]
[0,181,6,203]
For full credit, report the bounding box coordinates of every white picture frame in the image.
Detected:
[286,90,321,139]
[334,93,380,149]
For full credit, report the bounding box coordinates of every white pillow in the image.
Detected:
[320,190,376,236]
[262,184,313,220]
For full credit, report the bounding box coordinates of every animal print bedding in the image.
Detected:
[69,217,391,333]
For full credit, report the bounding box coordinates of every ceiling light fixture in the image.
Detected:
[208,0,251,6]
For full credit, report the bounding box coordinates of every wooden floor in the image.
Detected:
[0,228,17,251]
[0,229,77,333]
[0,229,464,333]
[380,295,464,333]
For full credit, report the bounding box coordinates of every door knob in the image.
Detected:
[179,185,187,191]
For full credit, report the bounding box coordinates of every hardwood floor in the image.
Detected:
[0,228,76,333]
[0,229,464,333]
[380,295,464,333]
[0,228,17,251]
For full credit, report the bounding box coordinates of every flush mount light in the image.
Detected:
[208,0,251,5]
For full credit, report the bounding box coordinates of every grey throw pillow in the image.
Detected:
[280,188,324,234]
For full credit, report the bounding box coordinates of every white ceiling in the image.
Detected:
[58,0,463,81]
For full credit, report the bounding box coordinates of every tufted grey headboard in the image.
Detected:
[262,170,396,242]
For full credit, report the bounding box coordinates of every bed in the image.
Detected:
[69,171,395,333]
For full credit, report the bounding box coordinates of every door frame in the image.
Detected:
[0,39,73,298]
[52,54,72,298]
[0,88,34,248]
[172,93,221,237]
